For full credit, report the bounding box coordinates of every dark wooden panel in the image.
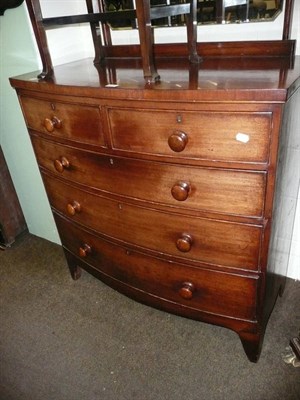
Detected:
[0,147,27,248]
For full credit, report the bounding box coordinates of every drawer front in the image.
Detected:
[108,108,272,163]
[20,96,105,146]
[44,174,262,271]
[55,213,258,321]
[32,136,266,218]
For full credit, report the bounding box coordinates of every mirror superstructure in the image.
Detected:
[25,0,295,81]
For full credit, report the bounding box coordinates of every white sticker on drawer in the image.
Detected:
[236,133,250,143]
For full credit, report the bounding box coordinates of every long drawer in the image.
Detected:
[43,174,262,271]
[20,96,106,147]
[107,107,272,163]
[31,135,266,218]
[55,213,258,321]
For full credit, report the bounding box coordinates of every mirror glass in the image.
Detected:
[104,0,284,29]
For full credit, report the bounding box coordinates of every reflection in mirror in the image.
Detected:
[103,0,284,29]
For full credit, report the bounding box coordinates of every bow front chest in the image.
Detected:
[10,57,300,362]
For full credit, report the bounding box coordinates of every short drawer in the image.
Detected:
[55,213,258,321]
[44,174,262,271]
[31,136,266,218]
[107,108,272,163]
[20,96,106,146]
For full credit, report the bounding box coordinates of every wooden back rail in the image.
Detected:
[25,0,199,82]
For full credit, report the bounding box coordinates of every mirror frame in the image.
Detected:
[105,0,285,29]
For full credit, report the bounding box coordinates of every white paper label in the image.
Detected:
[236,133,250,143]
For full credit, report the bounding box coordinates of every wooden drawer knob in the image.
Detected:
[44,116,62,132]
[67,201,81,216]
[171,181,190,201]
[178,282,195,300]
[176,234,193,252]
[79,243,92,258]
[168,131,188,152]
[54,156,70,173]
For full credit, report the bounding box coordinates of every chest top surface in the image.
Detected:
[10,56,300,103]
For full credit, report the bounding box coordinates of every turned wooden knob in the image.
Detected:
[79,243,92,258]
[178,282,195,300]
[168,131,188,152]
[54,156,70,173]
[176,234,193,253]
[67,201,81,216]
[171,181,190,201]
[44,116,62,132]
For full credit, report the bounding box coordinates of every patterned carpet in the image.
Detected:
[1,234,299,400]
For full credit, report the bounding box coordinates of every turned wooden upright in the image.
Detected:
[135,0,200,82]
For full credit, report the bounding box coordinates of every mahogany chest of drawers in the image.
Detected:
[10,57,300,362]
